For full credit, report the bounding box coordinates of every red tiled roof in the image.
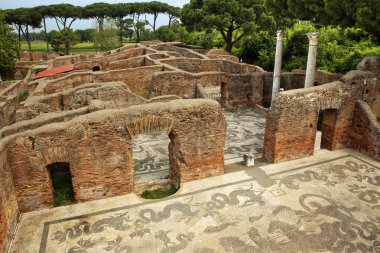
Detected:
[34,64,74,79]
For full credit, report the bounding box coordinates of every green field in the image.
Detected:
[20,41,97,54]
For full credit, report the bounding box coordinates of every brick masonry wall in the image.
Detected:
[1,99,226,214]
[16,82,147,121]
[263,58,379,163]
[350,100,380,160]
[42,66,163,95]
[0,149,19,253]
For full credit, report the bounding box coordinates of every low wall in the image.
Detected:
[43,66,163,95]
[152,44,207,59]
[16,82,147,121]
[160,58,263,74]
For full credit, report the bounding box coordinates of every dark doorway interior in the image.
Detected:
[318,109,338,150]
[93,66,100,71]
[47,162,75,207]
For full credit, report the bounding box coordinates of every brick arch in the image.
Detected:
[41,147,73,207]
[126,117,173,136]
[42,147,71,167]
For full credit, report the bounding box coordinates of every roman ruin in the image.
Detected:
[0,41,379,253]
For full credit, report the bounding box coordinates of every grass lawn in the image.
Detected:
[21,41,97,54]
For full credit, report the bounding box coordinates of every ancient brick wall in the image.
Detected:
[108,56,146,70]
[263,82,342,163]
[1,108,89,137]
[16,82,147,121]
[42,66,163,95]
[227,74,263,107]
[357,57,380,120]
[350,101,380,159]
[0,149,19,253]
[263,57,379,163]
[152,44,206,59]
[105,48,145,62]
[150,71,228,98]
[3,99,225,213]
[261,71,341,107]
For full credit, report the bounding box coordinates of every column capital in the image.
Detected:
[307,32,319,46]
[276,30,284,41]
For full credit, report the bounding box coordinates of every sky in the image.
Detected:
[0,0,190,32]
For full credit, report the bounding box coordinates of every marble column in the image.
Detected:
[272,30,284,102]
[304,32,319,88]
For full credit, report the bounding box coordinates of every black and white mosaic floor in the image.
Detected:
[12,150,380,253]
[132,109,267,178]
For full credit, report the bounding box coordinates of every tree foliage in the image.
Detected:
[92,18,118,51]
[47,4,82,31]
[0,11,19,74]
[238,23,380,73]
[266,0,380,40]
[5,8,42,60]
[181,0,274,53]
[50,28,79,55]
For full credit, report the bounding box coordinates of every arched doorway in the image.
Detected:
[92,66,100,71]
[47,162,75,207]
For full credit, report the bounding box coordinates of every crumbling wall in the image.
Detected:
[227,74,263,107]
[108,56,146,70]
[263,82,342,163]
[43,66,163,95]
[105,48,145,62]
[350,100,380,160]
[261,71,341,107]
[150,71,228,98]
[3,99,225,213]
[263,56,379,163]
[152,44,206,59]
[16,82,147,121]
[160,58,263,74]
[357,56,380,120]
[0,147,19,253]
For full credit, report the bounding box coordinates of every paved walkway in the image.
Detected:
[10,149,380,253]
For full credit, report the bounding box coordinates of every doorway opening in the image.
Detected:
[132,132,178,198]
[316,109,338,151]
[47,162,75,207]
[93,66,100,71]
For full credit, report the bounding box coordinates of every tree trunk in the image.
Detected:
[168,16,173,27]
[17,25,21,58]
[26,26,33,61]
[225,42,233,53]
[55,18,61,31]
[119,18,123,47]
[224,28,234,53]
[136,30,140,43]
[43,18,49,53]
[153,13,157,32]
